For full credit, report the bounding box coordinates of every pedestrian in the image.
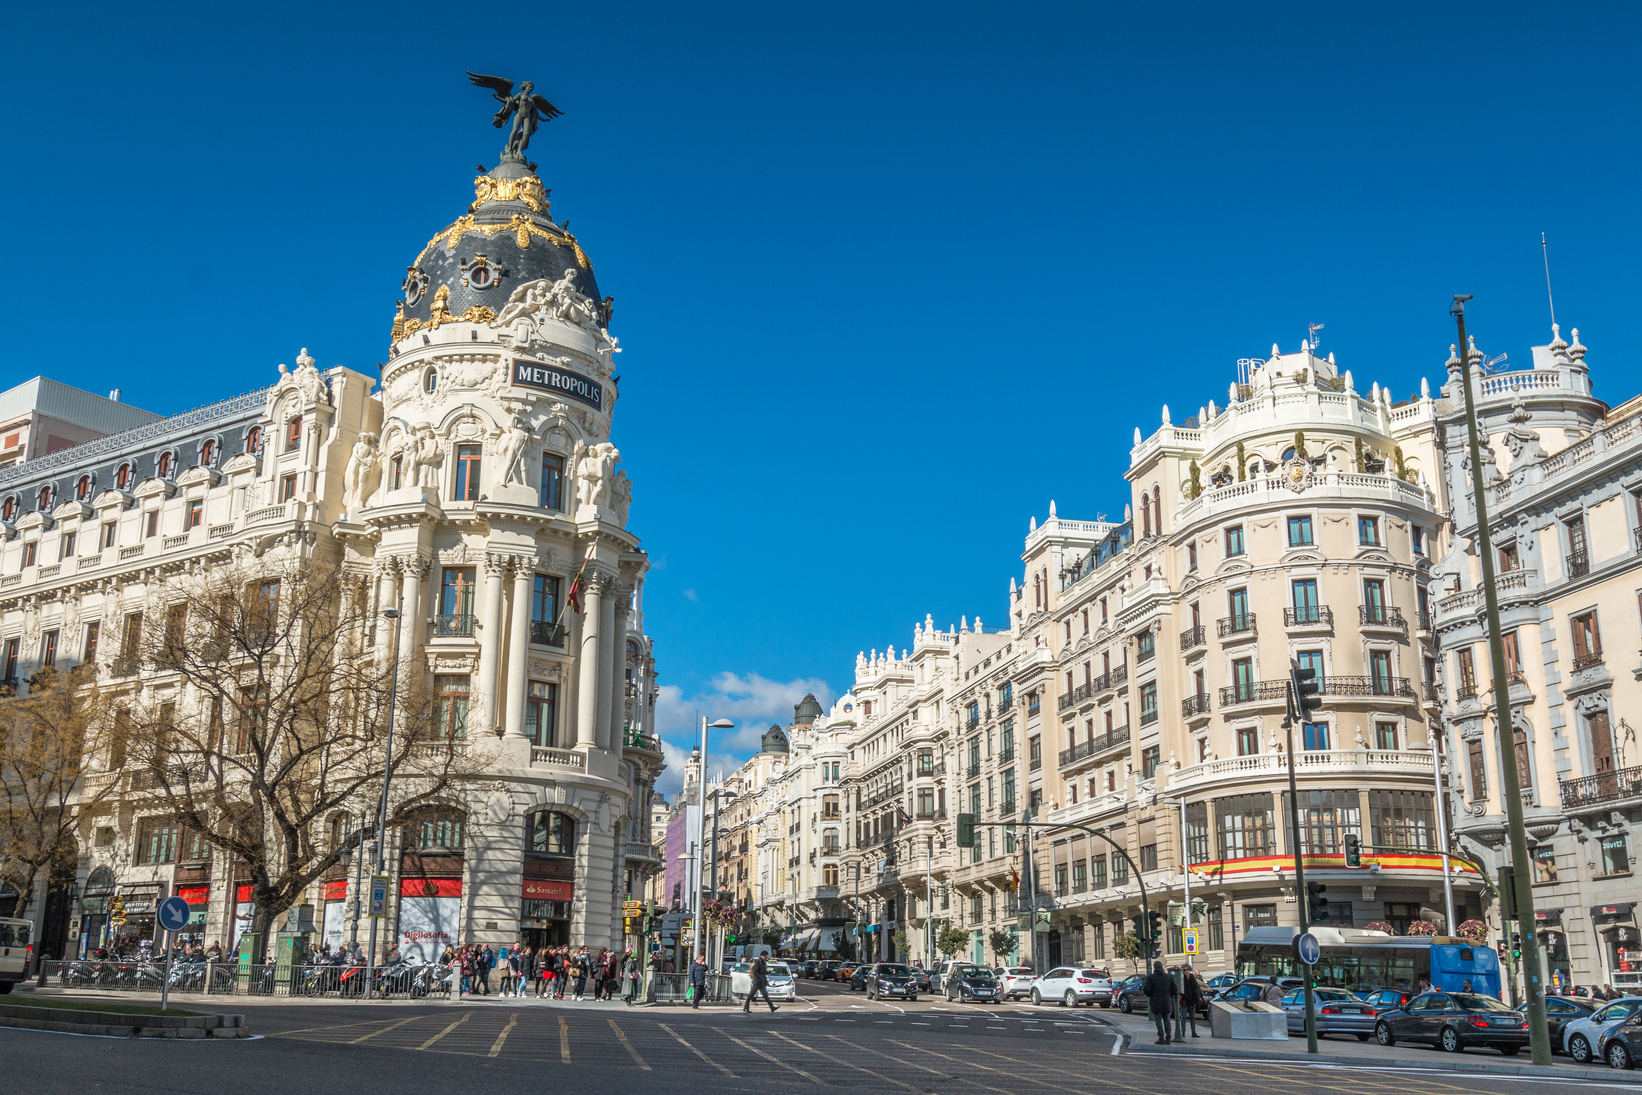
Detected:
[1601,983,1616,1001]
[605,950,621,1000]
[498,947,515,996]
[459,946,473,995]
[1144,961,1178,1044]
[478,943,494,995]
[1181,968,1203,1038]
[591,948,606,1000]
[1461,978,1472,993]
[624,950,640,1004]
[689,954,708,1009]
[1260,978,1286,1007]
[574,950,589,1000]
[743,953,779,1013]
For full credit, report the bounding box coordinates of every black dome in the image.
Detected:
[395,160,600,339]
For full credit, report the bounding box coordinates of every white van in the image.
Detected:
[0,918,32,993]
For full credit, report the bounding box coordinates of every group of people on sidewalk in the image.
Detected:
[1141,961,1210,1044]
[439,943,640,1002]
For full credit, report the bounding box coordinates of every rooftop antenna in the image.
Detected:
[1541,233,1557,327]
[1307,322,1324,352]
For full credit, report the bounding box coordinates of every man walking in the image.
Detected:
[1143,961,1177,1045]
[689,954,708,1009]
[1180,967,1203,1038]
[743,953,779,1013]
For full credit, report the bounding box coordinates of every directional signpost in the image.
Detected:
[157,896,191,1013]
[1183,928,1199,956]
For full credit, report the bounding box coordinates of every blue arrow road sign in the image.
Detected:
[1294,930,1321,966]
[157,895,192,933]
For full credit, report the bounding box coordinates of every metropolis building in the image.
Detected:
[0,132,665,960]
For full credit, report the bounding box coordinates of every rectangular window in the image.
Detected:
[1215,793,1275,858]
[1567,516,1589,574]
[1054,863,1068,896]
[1187,542,1197,570]
[1137,631,1155,662]
[1112,849,1129,884]
[278,474,297,503]
[1303,721,1329,751]
[1091,854,1107,888]
[83,621,99,664]
[1284,789,1360,853]
[1570,611,1602,667]
[1228,587,1250,629]
[1185,802,1208,864]
[40,629,58,667]
[1362,579,1386,622]
[434,674,471,740]
[524,680,557,747]
[1370,649,1394,694]
[1208,906,1225,951]
[1501,631,1522,680]
[1411,524,1425,555]
[1375,721,1398,751]
[1456,647,1477,696]
[1139,843,1158,872]
[285,416,302,452]
[441,566,477,621]
[21,541,36,568]
[1,637,17,682]
[1498,541,1519,572]
[1531,845,1558,885]
[136,818,180,865]
[122,611,143,658]
[60,530,75,560]
[235,683,269,753]
[1141,745,1159,778]
[102,521,117,549]
[1225,526,1245,556]
[1368,789,1433,850]
[1291,578,1319,622]
[1358,515,1381,545]
[187,500,203,528]
[453,444,482,501]
[249,580,279,642]
[540,452,565,510]
[1287,515,1313,546]
[531,574,561,638]
[1599,834,1630,876]
[1139,682,1158,725]
[916,788,935,817]
[1231,657,1254,702]
[1236,726,1259,756]
[1071,860,1087,893]
[1467,739,1487,798]
[1244,904,1277,929]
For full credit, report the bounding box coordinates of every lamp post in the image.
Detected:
[693,717,735,960]
[1414,739,1458,933]
[706,786,737,967]
[364,598,404,1000]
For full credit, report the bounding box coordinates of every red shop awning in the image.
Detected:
[400,877,462,897]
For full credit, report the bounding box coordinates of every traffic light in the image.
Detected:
[1146,909,1163,948]
[1289,661,1323,721]
[1511,932,1522,961]
[1306,881,1328,923]
[957,814,978,848]
[1343,833,1362,868]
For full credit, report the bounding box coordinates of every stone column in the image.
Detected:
[596,579,619,750]
[503,560,533,741]
[374,563,399,669]
[575,571,605,749]
[475,553,507,735]
[398,556,427,692]
[607,585,632,750]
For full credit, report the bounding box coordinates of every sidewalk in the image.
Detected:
[14,982,738,1011]
[1092,1007,1628,1082]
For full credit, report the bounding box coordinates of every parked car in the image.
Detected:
[795,960,820,979]
[936,961,1001,1003]
[833,962,858,985]
[910,967,932,994]
[0,918,30,994]
[1114,974,1148,1013]
[1280,987,1377,1039]
[1374,991,1529,1054]
[849,964,872,991]
[1029,967,1112,1008]
[1541,996,1596,1055]
[1358,988,1415,1013]
[1216,976,1303,1006]
[1563,997,1642,1064]
[816,960,841,981]
[1204,971,1240,993]
[865,962,919,1002]
[728,960,797,1001]
[995,966,1036,1002]
[1598,1007,1642,1070]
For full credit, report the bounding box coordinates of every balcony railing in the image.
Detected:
[997,748,1015,765]
[997,696,1013,715]
[1418,610,1432,632]
[1217,614,1256,639]
[530,620,567,647]
[968,713,982,728]
[1029,753,1042,771]
[1568,550,1590,578]
[1058,726,1130,767]
[1573,651,1604,671]
[1139,707,1158,726]
[1220,680,1288,706]
[1137,644,1155,664]
[1359,605,1406,629]
[1179,626,1205,651]
[1182,693,1211,718]
[433,614,475,638]
[1101,665,1129,692]
[1284,605,1333,627]
[1219,675,1416,706]
[1559,764,1642,810]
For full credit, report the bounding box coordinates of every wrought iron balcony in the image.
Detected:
[530,620,567,647]
[1058,726,1130,767]
[1568,550,1590,578]
[1560,764,1642,810]
[1219,680,1292,707]
[997,696,1013,716]
[1179,626,1205,651]
[1359,605,1406,629]
[1181,693,1211,718]
[997,748,1015,766]
[1217,614,1256,639]
[433,613,475,638]
[1573,651,1604,671]
[1284,605,1333,627]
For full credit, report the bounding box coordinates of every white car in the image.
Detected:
[729,960,796,1001]
[0,918,31,993]
[1029,966,1112,1007]
[995,966,1036,1001]
[1564,997,1642,1064]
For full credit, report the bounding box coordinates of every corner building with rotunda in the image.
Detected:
[0,144,664,961]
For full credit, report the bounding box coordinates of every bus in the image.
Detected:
[1235,926,1502,997]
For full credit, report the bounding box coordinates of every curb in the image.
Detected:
[1120,1043,1627,1081]
[0,1003,249,1039]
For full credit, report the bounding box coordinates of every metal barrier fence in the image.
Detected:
[41,960,453,999]
[648,972,734,1004]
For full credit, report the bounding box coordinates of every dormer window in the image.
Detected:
[157,452,174,478]
[75,476,92,500]
[37,486,53,510]
[115,463,133,489]
[200,440,217,467]
[245,427,262,454]
[1,497,15,521]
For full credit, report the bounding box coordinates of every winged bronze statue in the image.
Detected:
[466,71,563,159]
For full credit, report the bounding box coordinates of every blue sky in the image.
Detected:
[7,3,1640,792]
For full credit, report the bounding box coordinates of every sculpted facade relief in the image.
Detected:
[573,441,620,511]
[493,270,618,368]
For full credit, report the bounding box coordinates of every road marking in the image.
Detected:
[657,1023,737,1077]
[348,1015,426,1044]
[910,1022,930,1026]
[768,1030,917,1092]
[274,1017,405,1037]
[607,1018,649,1070]
[557,1015,570,1062]
[834,1018,855,1023]
[487,1013,518,1058]
[878,1040,1016,1095]
[417,1014,469,1050]
[713,1027,827,1085]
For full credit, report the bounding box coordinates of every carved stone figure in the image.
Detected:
[466,72,563,159]
[343,432,379,511]
[498,414,529,486]
[611,470,632,525]
[574,441,619,510]
[292,347,326,403]
[414,427,444,488]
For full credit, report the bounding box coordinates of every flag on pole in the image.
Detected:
[1009,867,1019,893]
[896,805,911,827]
[565,549,593,615]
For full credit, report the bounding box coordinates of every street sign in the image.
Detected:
[1293,930,1321,966]
[1033,910,1051,931]
[157,896,192,933]
[369,875,389,918]
[1183,928,1199,956]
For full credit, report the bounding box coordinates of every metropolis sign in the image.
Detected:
[511,358,604,411]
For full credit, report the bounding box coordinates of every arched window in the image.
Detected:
[245,427,262,454]
[285,416,302,453]
[76,475,92,500]
[37,485,52,510]
[528,810,576,856]
[1,496,15,521]
[115,463,133,489]
[407,807,465,851]
[200,440,217,467]
[157,451,174,478]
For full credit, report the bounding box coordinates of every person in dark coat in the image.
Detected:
[743,954,779,1013]
[1143,961,1178,1044]
[689,955,708,1009]
[1180,968,1204,1038]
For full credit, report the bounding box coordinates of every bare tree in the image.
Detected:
[0,665,116,920]
[117,557,494,940]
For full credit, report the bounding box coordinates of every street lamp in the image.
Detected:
[693,717,734,960]
[365,600,404,998]
[706,786,738,967]
[1413,739,1458,932]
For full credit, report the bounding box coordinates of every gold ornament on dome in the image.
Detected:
[419,214,591,271]
[469,174,551,214]
[392,286,498,345]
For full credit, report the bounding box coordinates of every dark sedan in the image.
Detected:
[796,960,820,979]
[1280,987,1377,1040]
[1375,991,1529,1054]
[1542,996,1596,1055]
[941,964,1002,1003]
[1599,1008,1642,1070]
[865,962,918,1001]
[816,961,840,981]
[1114,974,1148,1013]
[910,967,932,994]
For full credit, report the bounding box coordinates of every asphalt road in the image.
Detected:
[0,978,1625,1095]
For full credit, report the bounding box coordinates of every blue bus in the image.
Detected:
[1235,927,1502,997]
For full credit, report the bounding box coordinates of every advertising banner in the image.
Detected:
[323,900,347,951]
[398,896,460,962]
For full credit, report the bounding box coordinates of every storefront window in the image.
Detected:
[1600,834,1631,876]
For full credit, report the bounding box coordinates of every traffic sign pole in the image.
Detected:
[156,896,191,1014]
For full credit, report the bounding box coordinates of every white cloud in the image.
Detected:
[652,672,835,796]
[682,588,699,602]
